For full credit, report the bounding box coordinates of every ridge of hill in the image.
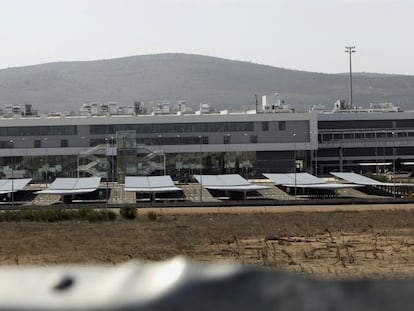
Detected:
[0,53,413,112]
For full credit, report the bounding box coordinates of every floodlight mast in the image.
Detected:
[345,46,356,107]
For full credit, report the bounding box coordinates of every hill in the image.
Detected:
[0,53,413,112]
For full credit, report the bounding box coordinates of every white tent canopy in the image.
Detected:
[263,173,324,186]
[331,172,414,187]
[193,174,270,191]
[263,173,361,190]
[124,176,181,193]
[0,178,32,194]
[36,177,101,195]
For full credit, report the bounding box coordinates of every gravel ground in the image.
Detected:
[1,204,414,279]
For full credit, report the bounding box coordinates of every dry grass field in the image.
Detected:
[2,205,414,279]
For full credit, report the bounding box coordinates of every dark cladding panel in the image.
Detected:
[319,120,393,130]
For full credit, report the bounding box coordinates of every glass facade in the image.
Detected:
[318,129,414,143]
[3,112,414,179]
[117,131,138,182]
[0,126,77,136]
[90,136,209,147]
[0,141,13,148]
[90,121,254,135]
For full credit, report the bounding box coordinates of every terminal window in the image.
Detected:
[223,135,231,144]
[261,122,269,131]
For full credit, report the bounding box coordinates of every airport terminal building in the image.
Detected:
[0,99,412,183]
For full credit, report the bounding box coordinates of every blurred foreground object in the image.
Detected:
[0,257,413,310]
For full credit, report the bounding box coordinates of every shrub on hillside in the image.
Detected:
[147,211,157,222]
[120,206,137,220]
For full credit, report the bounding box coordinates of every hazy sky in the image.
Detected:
[1,0,413,75]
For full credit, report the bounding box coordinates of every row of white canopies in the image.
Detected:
[3,172,414,196]
[264,172,414,189]
[43,172,414,195]
[0,177,103,196]
[192,172,414,192]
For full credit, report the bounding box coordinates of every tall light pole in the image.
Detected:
[105,137,110,206]
[77,153,80,179]
[310,131,318,176]
[77,136,86,179]
[44,137,48,186]
[304,131,309,173]
[224,133,231,173]
[21,137,26,177]
[43,137,50,204]
[315,137,318,176]
[382,130,386,174]
[9,139,14,208]
[199,135,203,203]
[244,133,249,178]
[345,46,356,107]
[293,133,297,199]
[392,131,396,197]
[111,136,115,183]
[177,134,181,181]
[158,134,165,175]
[375,132,378,174]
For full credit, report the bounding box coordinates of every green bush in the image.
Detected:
[85,210,117,222]
[119,206,137,220]
[102,210,117,221]
[0,208,117,222]
[76,209,89,220]
[85,211,100,222]
[147,211,157,222]
[0,211,19,222]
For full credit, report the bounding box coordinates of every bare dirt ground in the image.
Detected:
[1,204,414,279]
